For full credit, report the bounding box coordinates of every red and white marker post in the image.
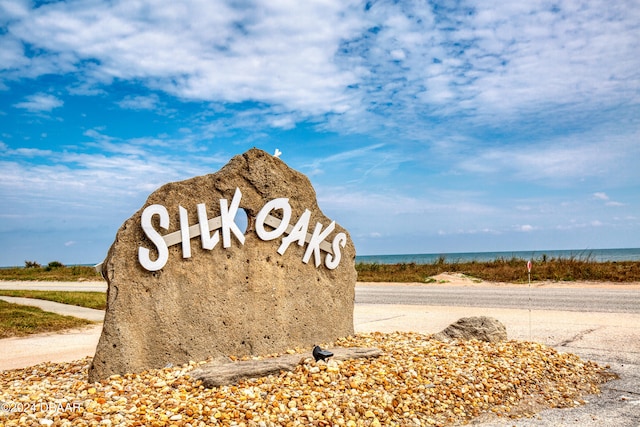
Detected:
[527,260,532,340]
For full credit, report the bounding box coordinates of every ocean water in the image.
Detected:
[355,247,640,264]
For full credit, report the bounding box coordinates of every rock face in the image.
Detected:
[88,148,356,382]
[433,316,507,343]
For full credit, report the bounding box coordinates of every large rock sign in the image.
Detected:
[88,148,356,382]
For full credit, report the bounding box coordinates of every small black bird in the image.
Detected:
[312,345,333,362]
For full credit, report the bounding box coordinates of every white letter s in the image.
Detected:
[138,204,170,271]
[325,232,346,269]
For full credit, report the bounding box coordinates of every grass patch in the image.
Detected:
[0,265,103,281]
[356,256,640,283]
[0,290,106,310]
[0,300,93,338]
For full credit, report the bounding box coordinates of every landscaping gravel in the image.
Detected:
[0,332,614,426]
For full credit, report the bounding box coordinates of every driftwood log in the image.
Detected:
[190,347,382,388]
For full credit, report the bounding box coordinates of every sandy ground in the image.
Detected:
[0,325,103,371]
[0,281,107,292]
[362,272,640,289]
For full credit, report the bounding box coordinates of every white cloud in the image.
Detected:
[454,1,639,119]
[0,35,29,72]
[0,144,53,158]
[14,93,63,112]
[593,191,625,207]
[458,143,604,181]
[435,228,502,236]
[0,130,230,233]
[316,184,500,241]
[117,94,160,110]
[13,147,53,157]
[6,0,367,117]
[328,0,640,137]
[303,143,387,177]
[1,0,638,141]
[454,126,640,185]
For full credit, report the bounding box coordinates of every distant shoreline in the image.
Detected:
[2,247,640,269]
[356,247,640,264]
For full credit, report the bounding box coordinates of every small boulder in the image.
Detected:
[433,316,507,342]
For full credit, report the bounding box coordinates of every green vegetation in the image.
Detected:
[356,255,640,283]
[0,263,103,281]
[2,256,639,283]
[0,300,93,338]
[0,290,106,310]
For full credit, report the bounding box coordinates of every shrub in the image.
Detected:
[47,261,65,268]
[44,261,65,271]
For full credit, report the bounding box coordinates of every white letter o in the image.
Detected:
[255,198,291,241]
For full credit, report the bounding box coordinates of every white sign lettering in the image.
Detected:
[138,205,170,271]
[139,188,346,271]
[255,198,291,240]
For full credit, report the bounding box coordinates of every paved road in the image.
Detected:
[356,284,640,313]
[2,281,638,313]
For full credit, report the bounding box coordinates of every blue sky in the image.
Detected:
[1,0,639,266]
